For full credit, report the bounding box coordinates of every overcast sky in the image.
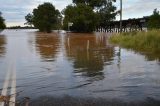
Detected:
[0,0,160,27]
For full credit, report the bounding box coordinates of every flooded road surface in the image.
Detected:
[0,29,160,105]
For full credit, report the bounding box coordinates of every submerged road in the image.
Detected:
[0,61,16,106]
[0,30,160,106]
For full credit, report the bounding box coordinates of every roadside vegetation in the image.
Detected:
[62,4,99,32]
[63,0,117,32]
[25,0,117,33]
[109,9,160,60]
[0,12,6,30]
[110,30,160,61]
[110,30,160,53]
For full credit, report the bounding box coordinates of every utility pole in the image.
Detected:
[120,0,122,32]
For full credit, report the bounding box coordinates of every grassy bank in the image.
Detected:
[109,30,160,59]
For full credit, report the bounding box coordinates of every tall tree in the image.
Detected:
[148,9,160,29]
[25,2,61,33]
[69,0,117,31]
[98,1,117,26]
[0,12,6,30]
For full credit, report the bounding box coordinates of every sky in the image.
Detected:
[0,0,160,27]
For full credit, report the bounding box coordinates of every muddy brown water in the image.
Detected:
[0,29,160,105]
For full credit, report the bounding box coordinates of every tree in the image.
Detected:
[63,4,99,32]
[98,1,117,27]
[25,3,61,33]
[73,0,116,10]
[73,0,106,8]
[0,12,6,30]
[25,13,33,27]
[148,9,160,29]
[65,0,117,32]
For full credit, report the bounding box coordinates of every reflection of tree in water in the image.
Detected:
[0,35,6,57]
[35,33,60,61]
[65,33,115,81]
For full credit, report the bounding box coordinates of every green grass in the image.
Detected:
[109,30,160,60]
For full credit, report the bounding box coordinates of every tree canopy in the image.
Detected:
[0,12,6,30]
[63,0,117,32]
[25,13,33,27]
[98,1,117,27]
[73,0,116,9]
[63,4,99,32]
[25,1,117,33]
[148,9,160,29]
[25,3,61,33]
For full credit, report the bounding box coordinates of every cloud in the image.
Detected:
[116,0,160,20]
[0,0,72,26]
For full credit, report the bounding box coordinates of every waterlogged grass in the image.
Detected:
[109,30,160,60]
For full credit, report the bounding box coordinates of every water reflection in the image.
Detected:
[0,35,6,57]
[35,32,60,61]
[1,30,160,102]
[140,51,160,61]
[65,33,115,81]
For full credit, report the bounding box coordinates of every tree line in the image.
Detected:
[25,0,117,33]
[1,1,160,33]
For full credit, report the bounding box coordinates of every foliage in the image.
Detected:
[148,9,160,29]
[25,3,61,33]
[25,13,33,26]
[0,12,6,29]
[98,1,117,26]
[63,0,117,32]
[63,4,99,32]
[109,30,160,54]
[73,0,116,9]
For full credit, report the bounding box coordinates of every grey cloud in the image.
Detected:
[0,0,72,26]
[121,0,160,19]
[1,0,160,26]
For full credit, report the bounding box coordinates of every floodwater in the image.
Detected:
[0,29,160,105]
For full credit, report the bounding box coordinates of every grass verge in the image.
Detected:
[109,30,160,60]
